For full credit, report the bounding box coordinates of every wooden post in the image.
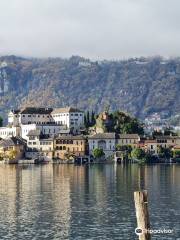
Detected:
[134,190,151,240]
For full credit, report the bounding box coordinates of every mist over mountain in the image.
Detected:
[0,55,179,122]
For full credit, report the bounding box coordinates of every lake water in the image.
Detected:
[0,164,179,240]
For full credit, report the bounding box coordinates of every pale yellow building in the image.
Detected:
[54,135,87,160]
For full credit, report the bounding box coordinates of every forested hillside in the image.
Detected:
[0,55,179,121]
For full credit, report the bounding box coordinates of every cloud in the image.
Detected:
[0,0,180,59]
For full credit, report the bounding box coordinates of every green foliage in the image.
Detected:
[110,111,144,134]
[84,110,96,128]
[92,148,105,158]
[173,150,180,158]
[158,146,172,159]
[131,148,146,160]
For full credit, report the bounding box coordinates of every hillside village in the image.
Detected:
[0,106,180,164]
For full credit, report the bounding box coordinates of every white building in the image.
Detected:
[51,107,84,132]
[2,107,84,140]
[25,129,54,161]
[8,107,54,126]
[88,133,116,157]
[21,123,65,140]
[0,126,21,139]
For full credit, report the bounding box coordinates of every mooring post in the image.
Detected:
[134,190,151,240]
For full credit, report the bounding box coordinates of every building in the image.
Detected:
[21,123,65,140]
[144,139,158,155]
[8,107,54,126]
[25,130,54,161]
[54,135,87,160]
[8,110,21,126]
[0,126,21,139]
[155,135,180,148]
[0,137,26,161]
[88,133,116,157]
[116,134,140,147]
[51,107,84,133]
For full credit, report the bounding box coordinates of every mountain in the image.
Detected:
[0,55,180,122]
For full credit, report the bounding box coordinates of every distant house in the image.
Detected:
[116,134,140,147]
[0,137,26,162]
[0,126,21,139]
[88,133,116,157]
[144,139,158,155]
[51,107,84,133]
[54,135,87,160]
[26,130,54,161]
[8,107,54,126]
[155,135,180,148]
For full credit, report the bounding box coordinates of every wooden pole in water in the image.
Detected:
[134,190,151,240]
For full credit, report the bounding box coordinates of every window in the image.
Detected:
[29,136,35,140]
[33,142,36,145]
[63,146,66,150]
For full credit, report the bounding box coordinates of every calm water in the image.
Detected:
[0,164,179,240]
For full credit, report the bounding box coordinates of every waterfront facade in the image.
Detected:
[0,137,26,161]
[51,108,84,132]
[26,129,54,160]
[88,133,116,157]
[116,134,140,147]
[54,135,87,160]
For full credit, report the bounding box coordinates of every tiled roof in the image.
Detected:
[27,129,41,136]
[55,134,86,140]
[20,107,53,114]
[88,133,116,139]
[173,145,180,149]
[118,134,140,139]
[0,137,26,147]
[9,109,21,114]
[155,135,179,140]
[52,107,83,114]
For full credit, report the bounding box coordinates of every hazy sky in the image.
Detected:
[0,0,180,59]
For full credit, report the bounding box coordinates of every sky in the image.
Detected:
[0,0,180,60]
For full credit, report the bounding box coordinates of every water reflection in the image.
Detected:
[0,164,179,239]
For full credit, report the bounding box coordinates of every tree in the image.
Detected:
[7,149,17,160]
[131,148,146,160]
[173,150,180,158]
[122,119,144,135]
[0,116,3,127]
[91,110,96,126]
[158,146,172,159]
[92,148,105,159]
[111,111,144,134]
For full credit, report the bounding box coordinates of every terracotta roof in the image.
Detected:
[88,133,116,139]
[118,134,140,139]
[20,107,53,114]
[55,134,86,140]
[173,145,180,149]
[52,107,83,114]
[145,139,157,143]
[156,135,179,140]
[0,137,26,147]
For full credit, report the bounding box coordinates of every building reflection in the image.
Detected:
[0,164,180,239]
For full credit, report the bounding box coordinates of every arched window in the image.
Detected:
[63,146,66,150]
[98,140,106,150]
